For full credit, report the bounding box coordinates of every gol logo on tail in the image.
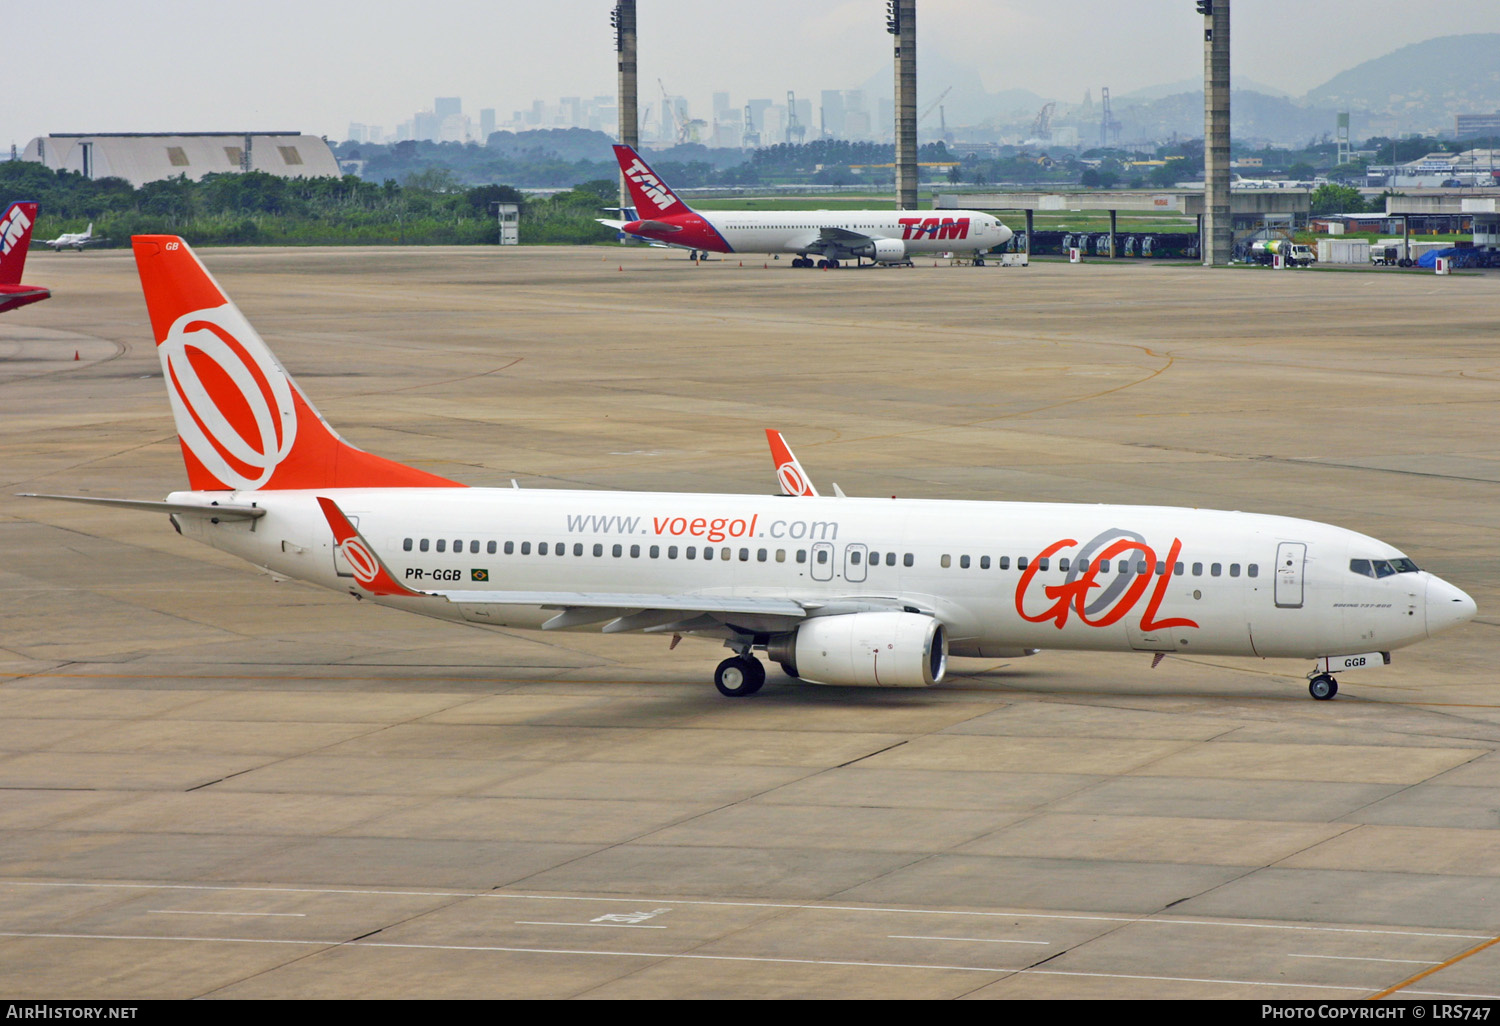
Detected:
[776,461,813,497]
[159,305,299,490]
[338,537,381,585]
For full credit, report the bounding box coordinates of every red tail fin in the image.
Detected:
[132,236,464,492]
[0,202,38,286]
[613,145,692,220]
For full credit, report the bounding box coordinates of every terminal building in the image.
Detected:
[20,132,341,188]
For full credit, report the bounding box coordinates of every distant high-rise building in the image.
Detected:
[435,97,461,118]
[347,123,367,143]
[713,92,732,119]
[1457,111,1500,139]
[479,109,496,140]
[820,90,845,138]
[562,97,582,127]
[413,110,440,142]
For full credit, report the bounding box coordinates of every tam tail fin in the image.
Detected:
[0,202,38,285]
[612,145,692,220]
[132,235,464,492]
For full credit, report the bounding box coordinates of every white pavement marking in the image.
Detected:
[890,935,1051,945]
[1289,953,1437,965]
[515,921,667,929]
[151,910,307,918]
[6,880,1490,941]
[6,928,1500,997]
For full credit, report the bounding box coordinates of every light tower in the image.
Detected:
[1200,0,1231,265]
[887,0,917,209]
[612,1,638,209]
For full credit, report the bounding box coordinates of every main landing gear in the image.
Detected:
[714,654,765,697]
[1308,673,1339,700]
[791,256,841,269]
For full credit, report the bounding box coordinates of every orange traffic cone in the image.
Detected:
[74,350,80,360]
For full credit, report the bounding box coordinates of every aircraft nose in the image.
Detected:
[998,224,1014,245]
[1426,576,1477,638]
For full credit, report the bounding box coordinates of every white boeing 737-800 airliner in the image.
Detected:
[25,237,1476,699]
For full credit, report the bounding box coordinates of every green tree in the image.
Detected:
[1310,183,1365,215]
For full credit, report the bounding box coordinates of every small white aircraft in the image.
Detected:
[23,235,1477,700]
[42,223,104,251]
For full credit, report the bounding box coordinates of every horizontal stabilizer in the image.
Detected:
[20,493,266,520]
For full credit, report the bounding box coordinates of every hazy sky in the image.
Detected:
[10,1,1500,145]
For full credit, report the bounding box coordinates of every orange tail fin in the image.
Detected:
[132,236,464,491]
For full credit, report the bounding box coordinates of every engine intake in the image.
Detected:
[768,611,947,688]
[857,237,908,264]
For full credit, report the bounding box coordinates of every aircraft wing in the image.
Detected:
[434,590,808,635]
[817,226,875,244]
[315,495,808,636]
[793,226,876,257]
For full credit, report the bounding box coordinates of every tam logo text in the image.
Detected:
[624,159,678,212]
[1,206,31,256]
[898,217,970,241]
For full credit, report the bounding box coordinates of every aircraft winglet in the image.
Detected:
[766,429,819,497]
[316,496,425,597]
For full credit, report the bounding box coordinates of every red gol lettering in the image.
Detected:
[1015,537,1199,632]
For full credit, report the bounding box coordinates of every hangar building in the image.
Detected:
[20,132,340,187]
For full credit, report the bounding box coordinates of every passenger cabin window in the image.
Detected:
[403,538,413,551]
[420,539,429,552]
[437,539,447,553]
[903,553,913,567]
[488,541,497,555]
[520,542,530,555]
[1211,563,1222,577]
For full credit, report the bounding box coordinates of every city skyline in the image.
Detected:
[8,2,1500,149]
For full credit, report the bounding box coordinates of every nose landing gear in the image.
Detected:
[1307,673,1338,700]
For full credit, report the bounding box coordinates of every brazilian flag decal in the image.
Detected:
[471,568,489,582]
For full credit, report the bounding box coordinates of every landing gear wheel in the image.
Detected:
[715,656,765,697]
[974,256,986,266]
[1308,674,1338,700]
[828,259,840,269]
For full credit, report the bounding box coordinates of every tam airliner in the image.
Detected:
[25,237,1476,700]
[598,145,1012,268]
[0,202,51,314]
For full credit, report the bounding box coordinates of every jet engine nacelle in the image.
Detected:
[859,238,908,264]
[768,611,947,687]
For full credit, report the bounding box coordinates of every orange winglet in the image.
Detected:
[316,496,424,597]
[766,429,818,497]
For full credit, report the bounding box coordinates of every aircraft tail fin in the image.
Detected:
[131,235,465,492]
[0,202,38,286]
[612,145,692,221]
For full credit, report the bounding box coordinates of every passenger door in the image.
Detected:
[1275,542,1306,609]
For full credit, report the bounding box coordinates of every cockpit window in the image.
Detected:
[1352,557,1421,578]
